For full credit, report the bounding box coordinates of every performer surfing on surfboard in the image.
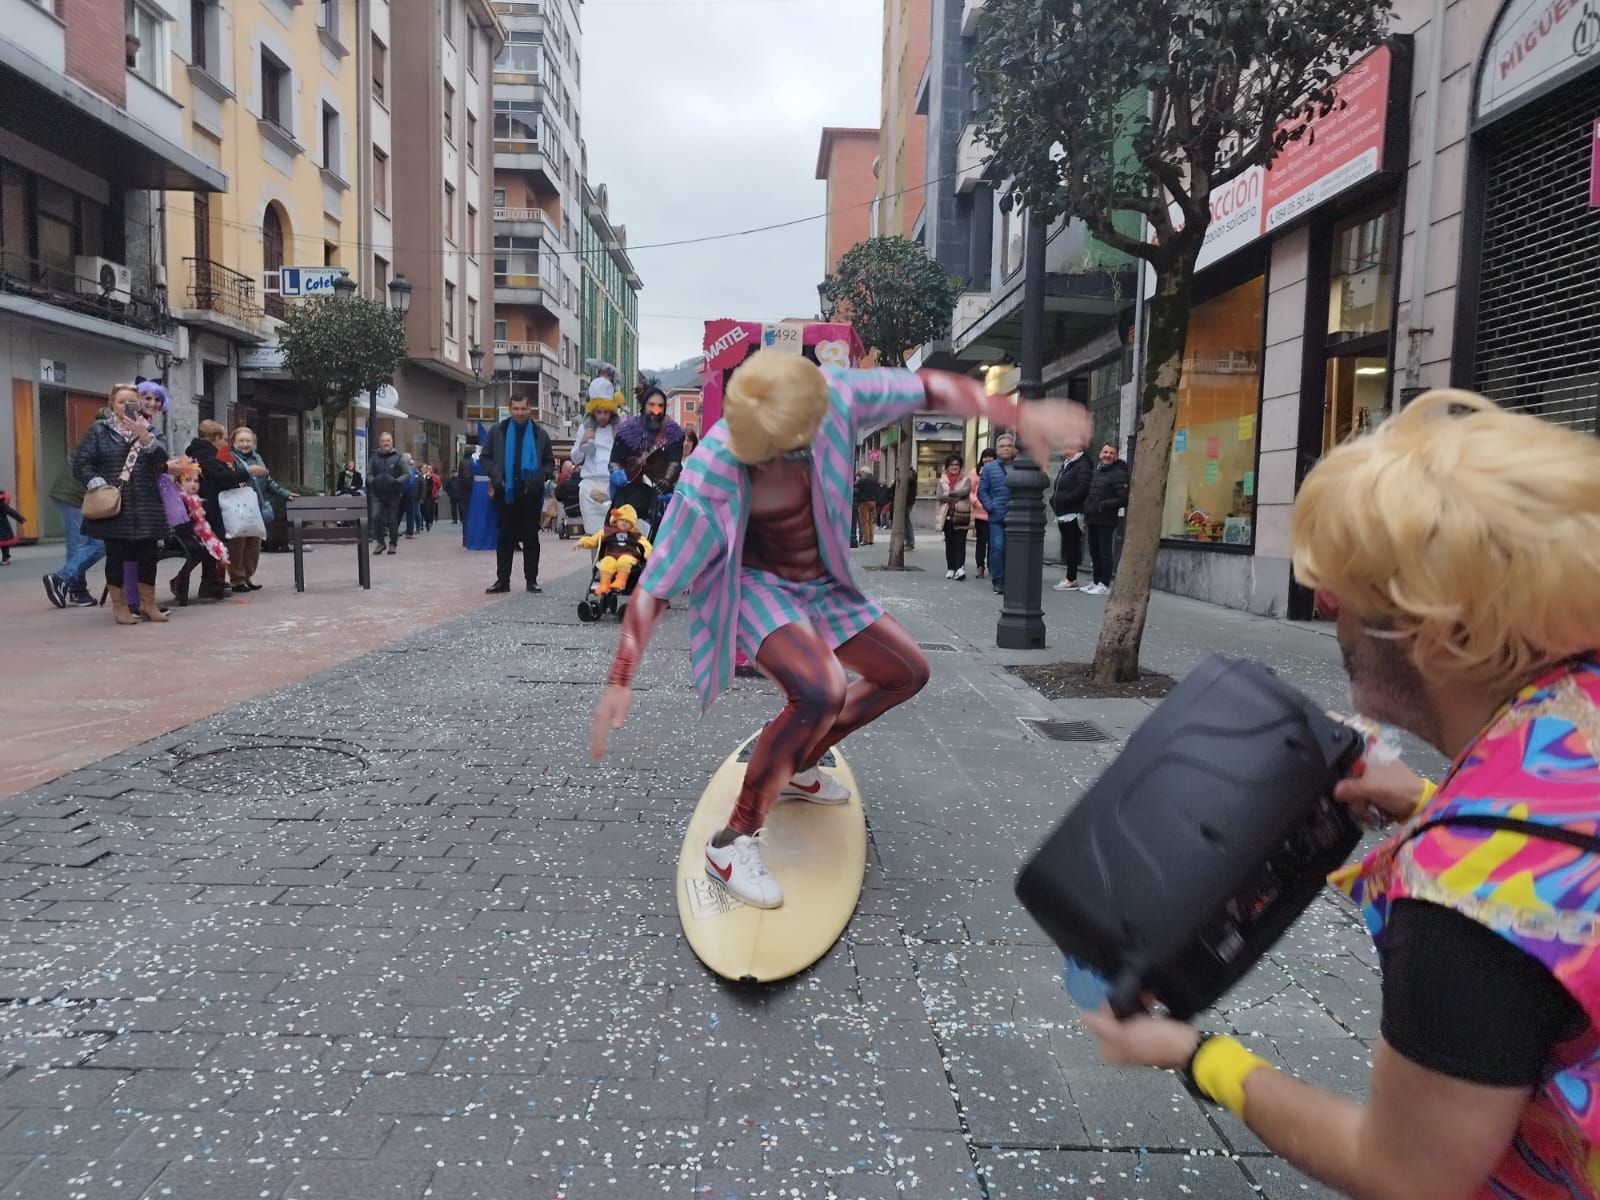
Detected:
[588,350,1089,909]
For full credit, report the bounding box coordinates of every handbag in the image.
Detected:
[219,485,268,539]
[81,444,140,521]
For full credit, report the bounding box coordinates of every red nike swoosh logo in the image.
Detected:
[708,858,733,881]
[789,780,822,794]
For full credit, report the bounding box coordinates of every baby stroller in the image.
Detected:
[576,533,641,622]
[555,474,583,540]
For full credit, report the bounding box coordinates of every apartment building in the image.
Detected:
[359,0,503,472]
[578,178,640,415]
[877,0,929,240]
[814,127,878,274]
[491,0,583,436]
[1,0,224,536]
[151,0,366,487]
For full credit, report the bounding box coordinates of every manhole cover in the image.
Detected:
[917,642,958,652]
[172,745,367,794]
[1022,719,1111,743]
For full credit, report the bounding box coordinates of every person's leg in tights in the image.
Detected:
[723,623,847,842]
[797,616,931,770]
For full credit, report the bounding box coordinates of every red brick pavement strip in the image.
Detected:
[0,529,590,800]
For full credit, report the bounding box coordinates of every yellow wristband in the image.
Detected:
[1191,1035,1271,1120]
[1413,778,1439,816]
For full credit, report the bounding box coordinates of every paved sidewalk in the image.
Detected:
[0,540,1385,1199]
[0,527,590,799]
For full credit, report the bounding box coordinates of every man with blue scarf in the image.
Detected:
[479,394,554,594]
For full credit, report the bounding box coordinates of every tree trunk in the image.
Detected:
[1091,264,1197,684]
[885,415,914,570]
[322,401,342,494]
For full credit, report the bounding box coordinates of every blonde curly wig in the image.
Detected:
[1291,389,1600,694]
[722,350,830,465]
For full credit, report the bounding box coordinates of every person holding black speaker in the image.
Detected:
[1079,390,1600,1200]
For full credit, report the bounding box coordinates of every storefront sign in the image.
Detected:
[239,346,285,371]
[1166,46,1395,272]
[1591,117,1600,206]
[278,267,344,298]
[1478,0,1600,121]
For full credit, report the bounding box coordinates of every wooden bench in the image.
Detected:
[286,495,371,592]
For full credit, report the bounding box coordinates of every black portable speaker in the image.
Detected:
[1015,655,1365,1020]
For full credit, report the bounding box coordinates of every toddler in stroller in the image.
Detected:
[574,503,650,621]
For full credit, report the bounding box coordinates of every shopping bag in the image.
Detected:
[219,486,267,539]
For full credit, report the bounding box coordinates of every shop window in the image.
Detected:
[1327,209,1394,344]
[1322,357,1388,455]
[1161,275,1264,546]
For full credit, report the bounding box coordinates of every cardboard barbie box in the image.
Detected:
[700,319,865,430]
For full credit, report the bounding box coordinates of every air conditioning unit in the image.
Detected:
[74,257,133,304]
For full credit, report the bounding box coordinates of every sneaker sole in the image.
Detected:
[42,577,65,608]
[779,789,850,805]
[704,863,782,909]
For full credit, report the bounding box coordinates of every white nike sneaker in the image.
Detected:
[945,569,955,579]
[954,567,966,580]
[705,832,782,909]
[781,767,850,805]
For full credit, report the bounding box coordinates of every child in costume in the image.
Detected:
[164,457,229,605]
[575,503,651,595]
[589,351,1088,909]
[0,489,25,564]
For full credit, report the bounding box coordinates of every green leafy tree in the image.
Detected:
[820,236,960,570]
[277,295,410,490]
[971,0,1391,681]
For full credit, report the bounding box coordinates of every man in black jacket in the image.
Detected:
[1049,449,1093,591]
[367,433,408,555]
[479,395,555,594]
[1081,442,1129,595]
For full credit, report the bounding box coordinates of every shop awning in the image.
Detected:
[351,387,409,421]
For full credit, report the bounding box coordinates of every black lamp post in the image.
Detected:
[996,219,1049,650]
[387,274,412,318]
[506,345,524,413]
[468,342,484,378]
[332,270,357,301]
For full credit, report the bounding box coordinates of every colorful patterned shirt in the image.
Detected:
[637,366,927,710]
[1335,657,1600,1199]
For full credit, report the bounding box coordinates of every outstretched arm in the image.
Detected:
[589,592,666,758]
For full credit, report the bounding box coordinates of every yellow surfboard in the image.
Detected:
[675,737,866,983]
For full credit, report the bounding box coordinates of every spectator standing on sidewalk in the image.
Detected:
[184,421,249,602]
[228,426,289,593]
[853,469,878,547]
[401,454,420,540]
[969,447,995,579]
[74,383,170,625]
[977,434,1016,594]
[0,488,25,564]
[367,432,407,555]
[335,461,363,495]
[480,394,554,594]
[42,436,108,607]
[1050,447,1092,592]
[935,454,972,580]
[1081,442,1128,595]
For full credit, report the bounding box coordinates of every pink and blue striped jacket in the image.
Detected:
[638,366,927,711]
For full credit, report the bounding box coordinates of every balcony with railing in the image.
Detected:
[493,339,559,372]
[179,257,265,339]
[0,246,170,346]
[494,206,551,231]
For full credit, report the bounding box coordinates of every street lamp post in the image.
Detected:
[506,345,524,416]
[997,219,1049,650]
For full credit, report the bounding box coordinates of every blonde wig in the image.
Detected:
[722,350,830,465]
[1291,389,1600,694]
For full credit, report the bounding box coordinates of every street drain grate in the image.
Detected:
[734,663,764,679]
[171,745,367,795]
[917,642,958,652]
[1022,718,1111,743]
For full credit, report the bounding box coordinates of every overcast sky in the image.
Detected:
[580,0,881,371]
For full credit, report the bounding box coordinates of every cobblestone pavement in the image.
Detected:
[0,540,1390,1199]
